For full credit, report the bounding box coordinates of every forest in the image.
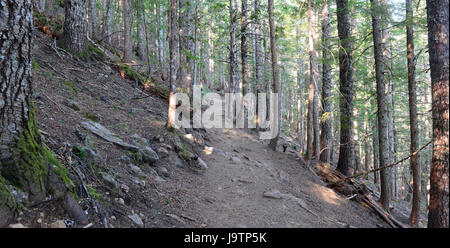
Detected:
[0,0,448,229]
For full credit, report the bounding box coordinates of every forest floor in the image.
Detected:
[7,25,424,228]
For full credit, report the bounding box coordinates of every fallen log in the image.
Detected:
[315,162,409,228]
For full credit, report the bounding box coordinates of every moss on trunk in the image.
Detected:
[2,108,74,204]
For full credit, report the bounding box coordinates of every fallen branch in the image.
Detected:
[329,141,431,186]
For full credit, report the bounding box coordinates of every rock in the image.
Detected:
[133,178,146,187]
[64,99,81,111]
[128,213,144,228]
[120,155,131,163]
[161,143,173,150]
[120,184,130,193]
[169,153,185,168]
[279,170,290,183]
[197,157,208,169]
[231,156,241,164]
[101,173,119,189]
[237,177,253,184]
[82,121,139,151]
[147,167,160,177]
[263,189,283,199]
[130,134,149,146]
[9,223,27,228]
[7,185,28,204]
[128,163,144,176]
[50,220,67,228]
[157,167,170,177]
[136,146,159,163]
[37,218,42,224]
[116,198,125,205]
[157,147,169,156]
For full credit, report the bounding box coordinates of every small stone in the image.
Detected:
[133,178,146,187]
[128,163,144,176]
[263,189,283,199]
[231,156,241,164]
[9,223,27,228]
[128,213,144,228]
[102,173,119,189]
[37,218,42,224]
[120,155,131,163]
[121,184,130,193]
[50,220,67,228]
[110,216,116,220]
[157,147,169,156]
[116,198,125,205]
[279,170,290,183]
[197,158,208,169]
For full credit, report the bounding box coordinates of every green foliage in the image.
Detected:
[64,80,78,94]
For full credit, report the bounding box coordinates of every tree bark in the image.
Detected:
[371,0,391,210]
[426,0,449,228]
[229,0,239,94]
[267,0,281,151]
[167,0,178,129]
[335,0,354,175]
[122,0,133,63]
[87,0,97,39]
[320,0,332,163]
[59,0,88,54]
[406,0,421,226]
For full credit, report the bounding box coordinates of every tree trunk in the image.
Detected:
[102,0,112,44]
[0,0,83,228]
[335,0,354,175]
[122,0,133,63]
[229,0,239,94]
[267,0,280,151]
[136,4,146,61]
[306,0,317,160]
[320,0,332,163]
[406,0,421,226]
[426,0,449,228]
[167,0,178,130]
[241,0,249,95]
[88,0,97,39]
[59,0,88,54]
[371,0,391,210]
[178,0,194,93]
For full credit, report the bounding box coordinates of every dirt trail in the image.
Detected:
[184,128,387,228]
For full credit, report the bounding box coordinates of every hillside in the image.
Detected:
[3,24,407,228]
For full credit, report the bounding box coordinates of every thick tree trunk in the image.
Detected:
[59,0,88,54]
[371,0,391,210]
[1,0,84,228]
[426,0,449,228]
[335,0,354,175]
[406,0,421,226]
[320,0,332,163]
[267,0,280,151]
[122,0,133,63]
